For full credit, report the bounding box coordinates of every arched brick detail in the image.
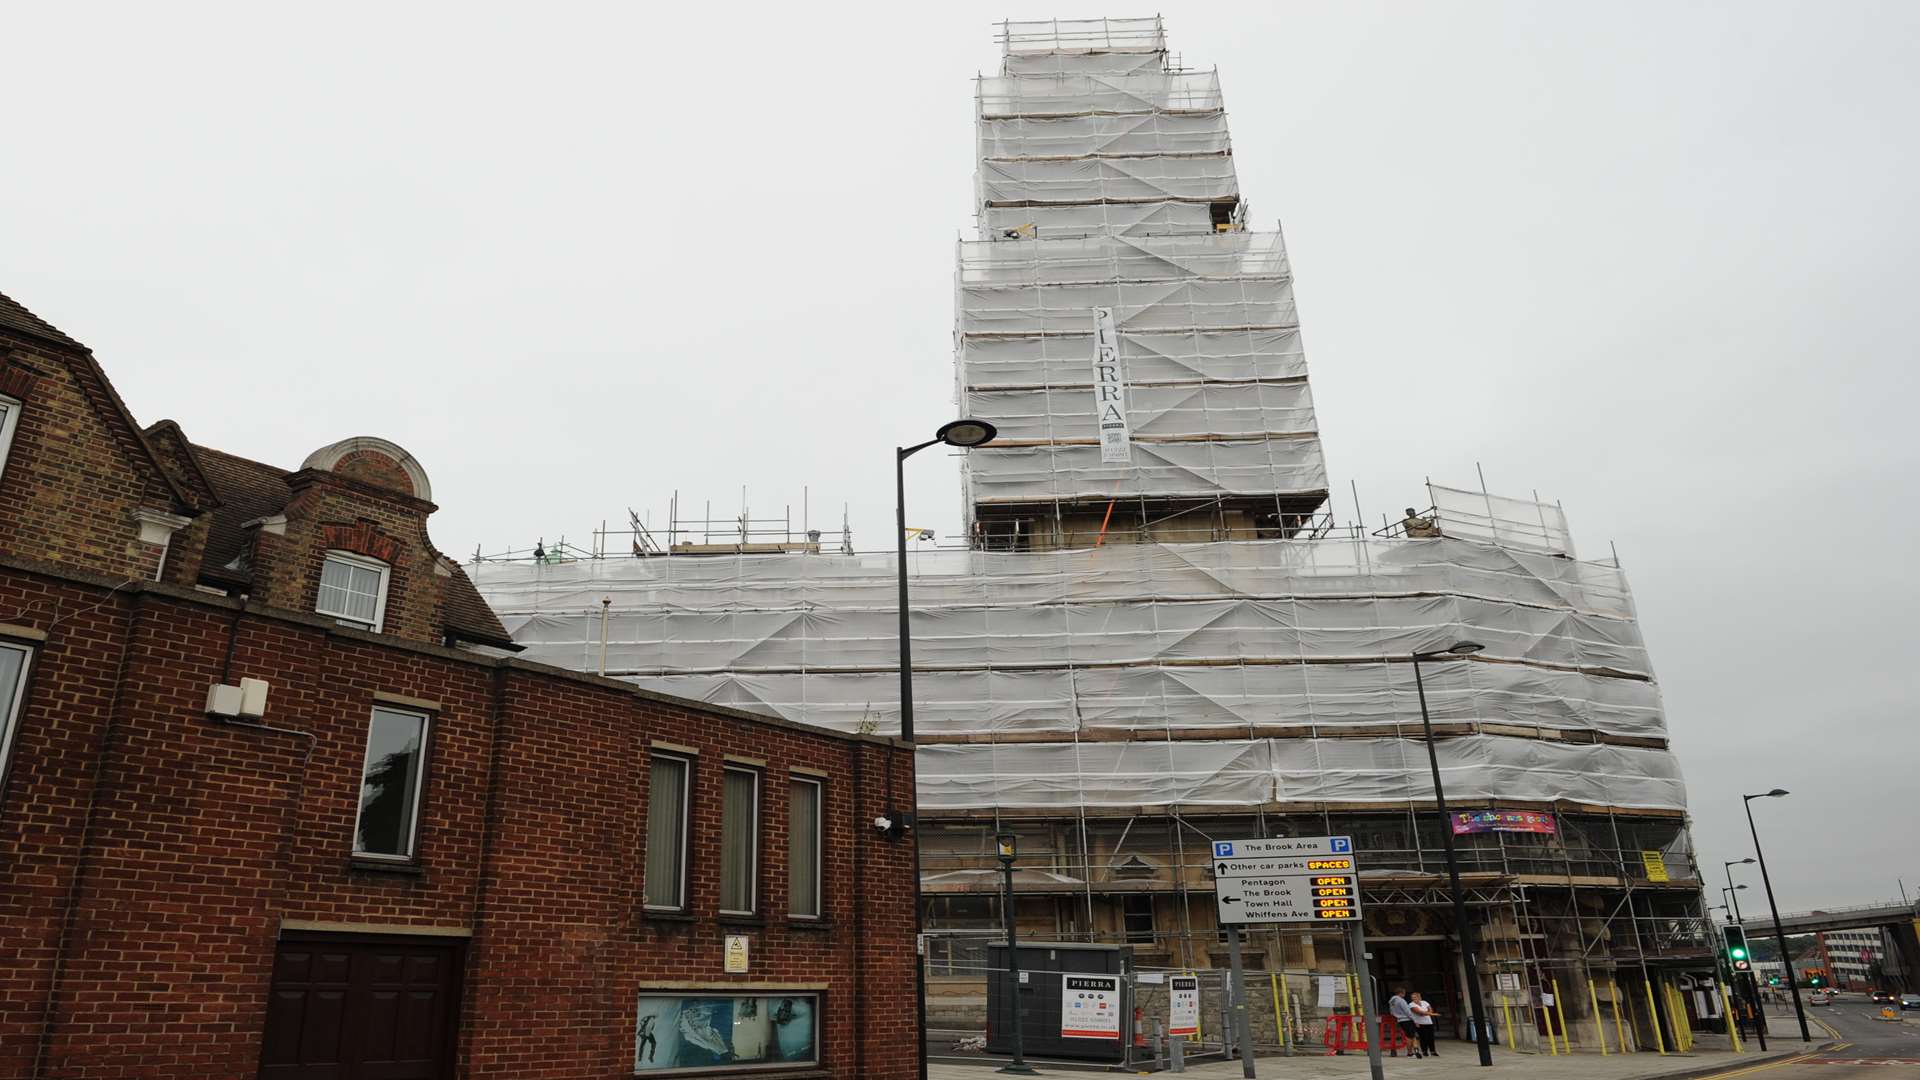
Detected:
[0,361,37,400]
[321,521,403,565]
[333,449,414,494]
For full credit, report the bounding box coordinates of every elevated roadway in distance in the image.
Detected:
[1740,900,1919,936]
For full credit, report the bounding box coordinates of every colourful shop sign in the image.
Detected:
[1450,810,1557,836]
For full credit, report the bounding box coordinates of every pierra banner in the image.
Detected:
[1169,975,1200,1038]
[1061,974,1123,1039]
[1091,307,1132,463]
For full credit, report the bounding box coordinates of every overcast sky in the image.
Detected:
[5,2,1915,911]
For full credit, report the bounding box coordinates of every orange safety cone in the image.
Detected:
[1134,1007,1148,1048]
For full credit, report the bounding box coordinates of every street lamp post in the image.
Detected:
[995,832,1038,1075]
[1723,861,1754,927]
[897,419,999,1080]
[1412,641,1494,1067]
[1743,790,1811,1042]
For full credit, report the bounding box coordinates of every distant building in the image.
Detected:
[0,292,917,1079]
[1819,927,1890,989]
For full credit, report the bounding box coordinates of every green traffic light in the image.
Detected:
[1730,946,1747,959]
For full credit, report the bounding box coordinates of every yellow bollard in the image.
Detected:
[1542,989,1558,1056]
[1589,978,1608,1055]
[1669,983,1692,1053]
[1552,977,1570,1055]
[1610,980,1630,1052]
[1719,980,1743,1054]
[1643,978,1667,1055]
[1270,973,1286,1048]
[1279,971,1294,1046]
[1501,997,1517,1056]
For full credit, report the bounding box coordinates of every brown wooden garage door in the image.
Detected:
[260,932,464,1080]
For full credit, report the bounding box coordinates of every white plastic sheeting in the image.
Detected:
[970,381,1316,442]
[979,155,1237,205]
[1431,484,1576,558]
[917,736,1689,811]
[965,439,1326,501]
[960,329,1306,388]
[960,233,1288,285]
[983,201,1223,239]
[473,539,1664,744]
[979,72,1223,118]
[980,112,1230,160]
[998,17,1167,58]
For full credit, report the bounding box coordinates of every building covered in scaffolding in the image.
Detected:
[470,16,1714,1054]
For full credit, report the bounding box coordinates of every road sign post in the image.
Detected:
[1211,836,1380,1080]
[1225,925,1255,1078]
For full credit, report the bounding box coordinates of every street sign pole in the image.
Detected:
[1225,925,1256,1078]
[1350,920,1386,1080]
[1212,836,1363,1080]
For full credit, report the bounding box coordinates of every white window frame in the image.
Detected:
[0,639,34,797]
[316,550,391,632]
[788,775,823,919]
[644,753,692,911]
[350,705,431,861]
[719,765,761,916]
[0,394,21,484]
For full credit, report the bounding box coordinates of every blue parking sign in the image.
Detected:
[1214,842,1233,857]
[1331,837,1351,853]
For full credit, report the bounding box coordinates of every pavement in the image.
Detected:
[924,1005,1904,1079]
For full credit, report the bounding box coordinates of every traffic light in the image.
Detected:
[1809,974,1824,987]
[1768,976,1781,986]
[1724,926,1752,973]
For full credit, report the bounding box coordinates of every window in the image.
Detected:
[353,706,429,859]
[0,394,19,484]
[317,551,390,631]
[0,640,33,793]
[644,755,690,910]
[720,766,759,915]
[788,777,822,918]
[634,993,817,1073]
[1122,893,1156,945]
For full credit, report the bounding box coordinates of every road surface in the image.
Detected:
[1726,1000,1920,1076]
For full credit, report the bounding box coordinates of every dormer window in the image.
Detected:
[317,551,390,631]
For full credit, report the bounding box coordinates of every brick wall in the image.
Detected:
[0,559,919,1079]
[0,336,179,583]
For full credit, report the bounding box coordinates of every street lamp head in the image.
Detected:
[1729,858,1756,866]
[936,418,998,449]
[1732,883,1748,890]
[1745,788,1790,800]
[994,832,1017,862]
[1413,640,1486,660]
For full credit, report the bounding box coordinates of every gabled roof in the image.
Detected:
[0,290,203,514]
[0,290,84,350]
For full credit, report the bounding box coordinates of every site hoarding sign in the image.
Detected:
[1641,850,1670,883]
[1090,307,1132,463]
[1169,975,1200,1038]
[1061,975,1123,1039]
[1211,836,1360,925]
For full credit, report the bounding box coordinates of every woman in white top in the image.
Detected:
[1408,992,1438,1057]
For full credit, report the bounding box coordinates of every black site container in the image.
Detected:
[986,941,1135,1062]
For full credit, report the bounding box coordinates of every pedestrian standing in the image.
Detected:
[1389,987,1419,1057]
[1410,991,1438,1057]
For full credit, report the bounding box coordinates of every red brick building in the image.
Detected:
[0,292,918,1080]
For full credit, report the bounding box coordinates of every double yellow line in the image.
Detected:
[1705,1043,1846,1077]
[1705,1015,1846,1078]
